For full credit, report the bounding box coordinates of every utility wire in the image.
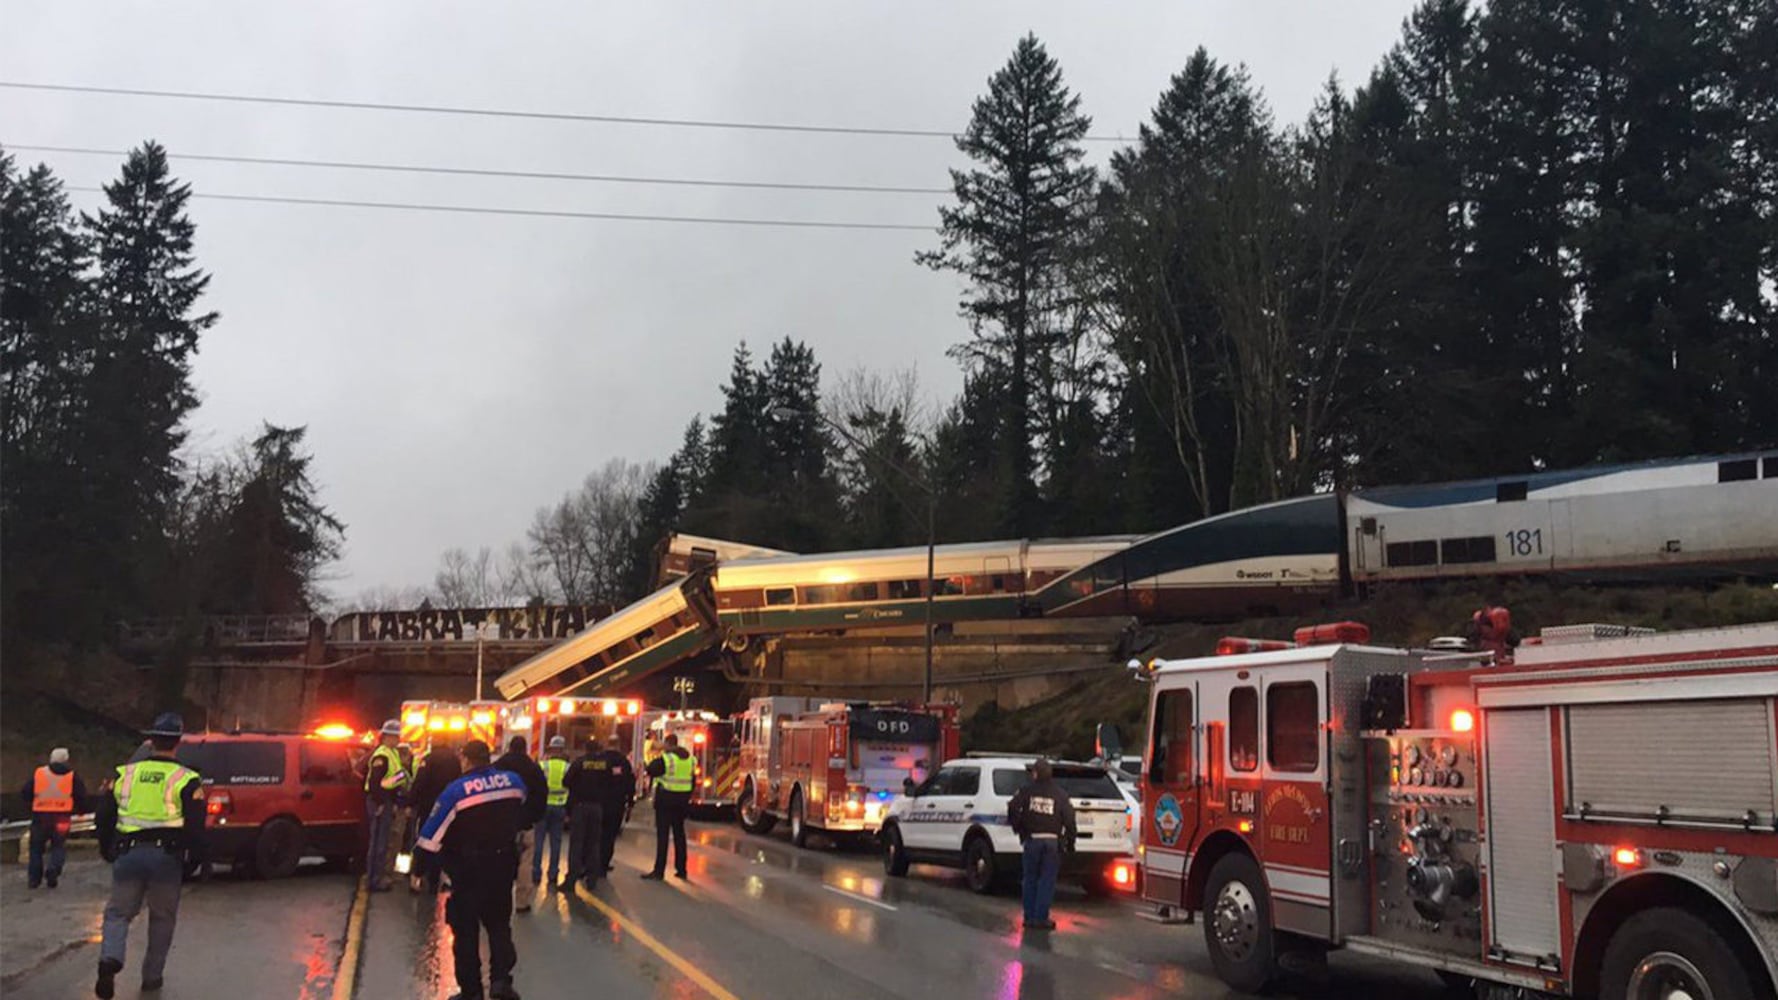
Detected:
[65,185,931,231]
[12,143,950,195]
[0,81,1132,142]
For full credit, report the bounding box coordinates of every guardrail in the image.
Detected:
[0,814,97,843]
[116,615,314,646]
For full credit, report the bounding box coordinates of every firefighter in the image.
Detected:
[640,733,693,881]
[408,739,461,893]
[19,746,87,890]
[594,734,635,876]
[1007,758,1076,931]
[560,738,605,890]
[493,736,547,913]
[364,720,409,892]
[415,740,526,1000]
[532,736,570,889]
[93,713,205,999]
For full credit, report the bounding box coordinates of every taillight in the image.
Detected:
[206,790,232,817]
[1110,860,1136,890]
[1613,847,1642,869]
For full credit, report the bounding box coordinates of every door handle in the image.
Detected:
[963,803,974,809]
[299,789,314,800]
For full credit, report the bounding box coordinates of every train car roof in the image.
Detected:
[493,581,691,698]
[664,533,798,559]
[1350,451,1775,509]
[714,539,1028,587]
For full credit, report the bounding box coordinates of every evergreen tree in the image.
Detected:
[79,141,218,615]
[208,424,344,614]
[920,34,1096,536]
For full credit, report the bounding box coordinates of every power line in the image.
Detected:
[11,143,950,195]
[0,81,1132,143]
[65,185,931,231]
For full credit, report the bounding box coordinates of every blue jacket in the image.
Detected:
[416,765,526,856]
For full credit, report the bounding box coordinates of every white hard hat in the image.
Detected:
[548,736,566,750]
[380,720,402,736]
[49,747,70,764]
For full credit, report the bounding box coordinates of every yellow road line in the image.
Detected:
[331,875,370,1000]
[582,892,743,1000]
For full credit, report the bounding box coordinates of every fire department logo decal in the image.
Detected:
[1154,794,1184,847]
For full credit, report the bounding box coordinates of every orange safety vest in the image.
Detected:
[32,766,75,813]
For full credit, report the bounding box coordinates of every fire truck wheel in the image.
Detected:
[252,818,304,880]
[789,790,810,848]
[1599,907,1755,1000]
[882,826,910,877]
[737,785,777,835]
[1203,852,1277,994]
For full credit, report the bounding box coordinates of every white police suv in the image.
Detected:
[879,756,1137,895]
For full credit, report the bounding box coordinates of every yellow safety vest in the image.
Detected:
[658,752,695,794]
[33,767,75,813]
[114,759,199,833]
[544,758,570,806]
[365,745,408,793]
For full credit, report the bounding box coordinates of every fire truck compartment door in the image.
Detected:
[1483,708,1561,965]
[1255,666,1333,936]
[1143,680,1198,906]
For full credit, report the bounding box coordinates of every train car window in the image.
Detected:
[765,587,796,606]
[846,583,879,602]
[886,579,922,600]
[801,585,841,604]
[1440,536,1497,564]
[1149,688,1194,785]
[634,626,658,647]
[1719,459,1757,482]
[1385,540,1437,567]
[1092,563,1122,592]
[1496,481,1528,502]
[989,575,1007,592]
[1266,683,1319,773]
[1229,687,1259,772]
[937,577,966,597]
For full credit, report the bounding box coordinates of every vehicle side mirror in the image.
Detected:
[903,777,917,796]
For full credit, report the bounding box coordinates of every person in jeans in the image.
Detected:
[20,746,88,889]
[1007,758,1076,931]
[363,720,409,892]
[533,736,570,889]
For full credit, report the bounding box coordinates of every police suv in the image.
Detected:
[879,755,1136,895]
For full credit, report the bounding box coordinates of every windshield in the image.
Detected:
[992,766,1121,801]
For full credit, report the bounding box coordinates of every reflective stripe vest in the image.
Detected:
[114,760,199,832]
[543,758,570,806]
[365,745,408,793]
[658,752,695,794]
[32,767,75,813]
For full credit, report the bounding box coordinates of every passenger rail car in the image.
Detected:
[493,575,718,700]
[1346,452,1778,584]
[655,533,797,587]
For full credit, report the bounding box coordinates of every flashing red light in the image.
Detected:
[692,731,707,746]
[601,700,619,717]
[206,790,231,816]
[313,723,356,740]
[559,698,577,714]
[1215,637,1293,656]
[1613,847,1641,868]
[1293,621,1372,646]
[1237,819,1254,834]
[536,698,553,714]
[626,700,641,716]
[1110,860,1135,889]
[1450,709,1476,733]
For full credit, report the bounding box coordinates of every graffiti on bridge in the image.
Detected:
[334,605,612,643]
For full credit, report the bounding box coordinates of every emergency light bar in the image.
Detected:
[534,696,642,717]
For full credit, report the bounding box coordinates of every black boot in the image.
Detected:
[94,958,121,999]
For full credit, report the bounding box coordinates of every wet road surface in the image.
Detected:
[357,815,1449,1000]
[2,858,350,999]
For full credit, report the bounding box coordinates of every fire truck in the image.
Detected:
[1132,618,1778,999]
[398,700,504,754]
[635,710,743,811]
[400,697,643,757]
[734,697,961,848]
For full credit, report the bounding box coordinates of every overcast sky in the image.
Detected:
[2,1,1419,601]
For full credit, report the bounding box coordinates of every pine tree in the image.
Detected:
[208,424,344,614]
[920,34,1096,536]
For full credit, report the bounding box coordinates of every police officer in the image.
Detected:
[1007,758,1077,931]
[594,735,635,877]
[365,720,409,891]
[20,746,87,889]
[493,736,547,912]
[641,733,693,881]
[94,713,205,999]
[415,739,526,1000]
[560,738,604,890]
[532,736,570,888]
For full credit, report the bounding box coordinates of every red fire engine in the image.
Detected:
[1134,618,1778,999]
[735,697,961,848]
